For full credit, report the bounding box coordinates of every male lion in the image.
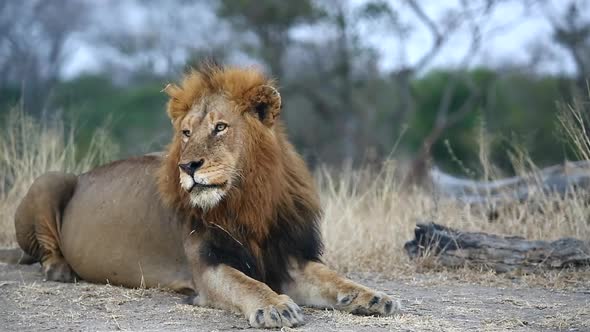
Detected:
[13,64,400,328]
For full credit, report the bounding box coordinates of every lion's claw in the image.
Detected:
[337,290,401,316]
[248,297,304,328]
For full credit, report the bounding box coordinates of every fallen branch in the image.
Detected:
[429,160,590,206]
[404,223,590,272]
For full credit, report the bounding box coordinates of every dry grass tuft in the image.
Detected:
[0,109,117,246]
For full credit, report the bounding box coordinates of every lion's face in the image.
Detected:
[176,94,243,209]
[160,66,283,211]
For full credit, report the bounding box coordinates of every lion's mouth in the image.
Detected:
[188,181,228,192]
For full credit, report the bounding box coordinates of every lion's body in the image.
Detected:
[13,64,399,328]
[16,156,193,290]
[61,156,193,291]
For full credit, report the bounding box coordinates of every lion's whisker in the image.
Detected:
[206,221,244,248]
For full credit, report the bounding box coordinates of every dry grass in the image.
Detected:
[0,109,117,246]
[319,95,590,283]
[318,162,590,273]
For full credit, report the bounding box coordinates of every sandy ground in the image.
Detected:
[0,263,588,332]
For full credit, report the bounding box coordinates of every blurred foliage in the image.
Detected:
[405,69,575,174]
[216,0,323,77]
[0,68,578,176]
[48,76,169,156]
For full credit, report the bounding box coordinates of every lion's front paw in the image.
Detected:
[337,290,401,316]
[248,295,304,328]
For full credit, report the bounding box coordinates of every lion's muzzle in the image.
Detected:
[178,159,204,176]
[178,166,229,209]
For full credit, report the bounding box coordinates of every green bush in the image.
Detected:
[51,75,169,155]
[404,69,575,175]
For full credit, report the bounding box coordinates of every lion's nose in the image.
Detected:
[178,159,204,176]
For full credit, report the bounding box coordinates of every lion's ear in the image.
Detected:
[162,83,186,123]
[246,84,281,127]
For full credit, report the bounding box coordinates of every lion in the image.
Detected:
[11,63,401,328]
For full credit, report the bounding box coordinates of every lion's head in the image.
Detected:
[164,69,281,210]
[157,63,318,220]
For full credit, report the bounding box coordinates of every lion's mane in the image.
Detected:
[156,64,323,290]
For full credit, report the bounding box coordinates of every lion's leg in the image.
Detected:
[283,261,401,316]
[191,265,304,328]
[183,238,304,328]
[15,172,78,283]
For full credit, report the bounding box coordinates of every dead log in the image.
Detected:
[404,223,590,273]
[429,160,590,206]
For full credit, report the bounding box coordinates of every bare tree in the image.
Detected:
[0,0,88,115]
[216,0,320,77]
[282,0,384,162]
[361,0,527,183]
[87,0,228,81]
[540,0,590,85]
[404,0,488,183]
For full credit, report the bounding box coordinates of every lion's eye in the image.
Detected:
[182,129,191,137]
[214,123,228,133]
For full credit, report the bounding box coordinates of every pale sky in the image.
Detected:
[62,0,586,79]
[357,0,584,75]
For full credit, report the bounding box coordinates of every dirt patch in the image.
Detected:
[1,263,588,332]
